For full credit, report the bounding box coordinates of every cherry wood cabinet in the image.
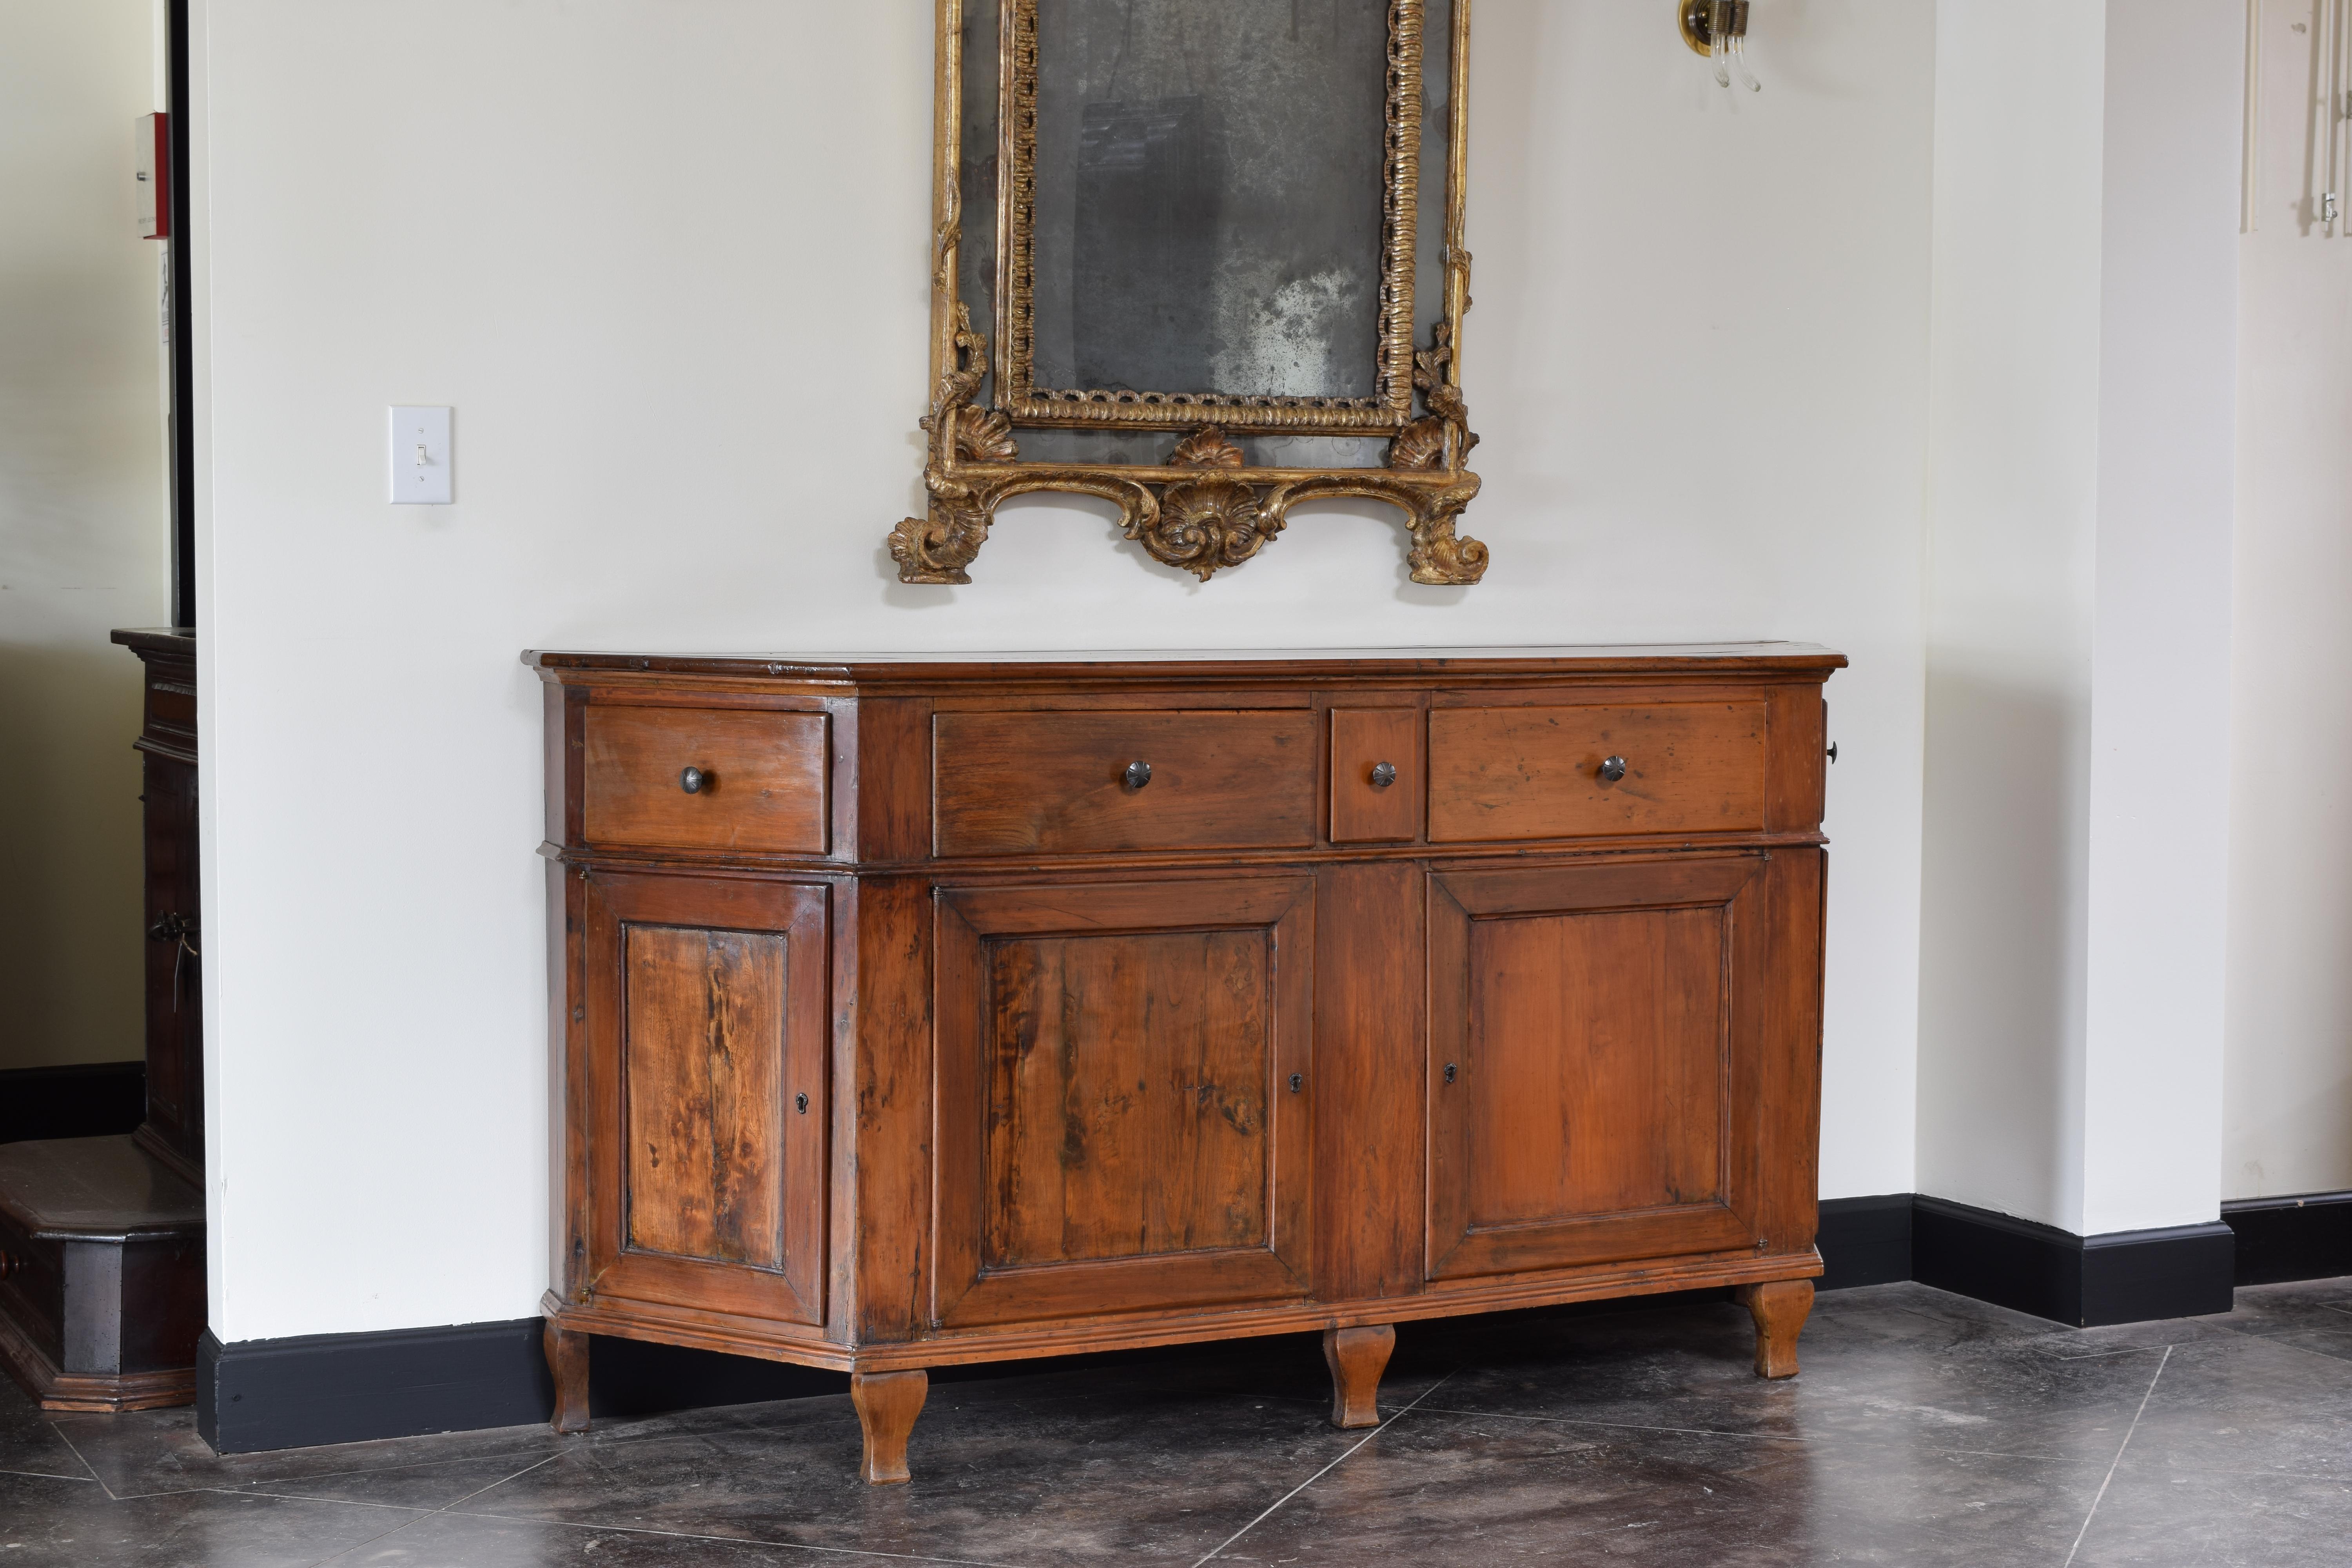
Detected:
[531,645,1842,1481]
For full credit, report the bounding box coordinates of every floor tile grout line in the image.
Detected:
[430,1509,1037,1568]
[1187,1370,1457,1568]
[1408,1405,2100,1463]
[45,1422,121,1501]
[0,1465,103,1483]
[2060,1343,2171,1568]
[2204,1317,2352,1367]
[306,1452,566,1566]
[1413,1405,1817,1443]
[195,1487,431,1514]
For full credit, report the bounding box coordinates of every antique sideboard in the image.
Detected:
[529,645,1842,1481]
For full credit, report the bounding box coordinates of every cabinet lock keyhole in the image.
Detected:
[795,1093,810,1114]
[1443,1062,1458,1084]
[1288,1073,1304,1094]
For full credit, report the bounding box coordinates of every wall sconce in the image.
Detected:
[1682,0,1761,93]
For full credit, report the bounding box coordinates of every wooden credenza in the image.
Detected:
[530,645,1842,1481]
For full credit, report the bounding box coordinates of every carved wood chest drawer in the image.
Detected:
[529,644,1844,1481]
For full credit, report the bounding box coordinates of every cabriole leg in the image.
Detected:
[1322,1324,1396,1430]
[544,1322,590,1434]
[1735,1279,1814,1379]
[851,1370,929,1484]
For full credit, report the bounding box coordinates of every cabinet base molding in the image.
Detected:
[543,1249,1822,1377]
[0,1307,195,1413]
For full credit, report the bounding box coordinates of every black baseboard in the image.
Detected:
[1819,1193,2235,1327]
[0,1062,145,1145]
[2223,1191,2352,1286]
[197,1319,852,1454]
[200,1189,2335,1455]
[1817,1194,1913,1290]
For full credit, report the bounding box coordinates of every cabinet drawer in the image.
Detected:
[933,710,1316,856]
[1428,702,1767,842]
[583,707,829,853]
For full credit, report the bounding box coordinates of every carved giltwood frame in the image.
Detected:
[889,0,1485,585]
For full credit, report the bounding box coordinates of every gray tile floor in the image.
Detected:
[5,1279,2351,1566]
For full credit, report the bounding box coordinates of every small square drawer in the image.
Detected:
[1428,701,1767,842]
[933,709,1316,856]
[1330,709,1422,844]
[583,706,829,854]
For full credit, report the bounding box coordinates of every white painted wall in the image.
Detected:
[1917,0,2105,1231]
[0,0,170,1073]
[1918,0,2243,1238]
[2077,0,2242,1238]
[2224,1,2352,1202]
[190,0,1935,1340]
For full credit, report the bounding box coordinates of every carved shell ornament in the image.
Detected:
[888,0,1485,586]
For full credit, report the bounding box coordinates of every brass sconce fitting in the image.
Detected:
[1682,0,1761,93]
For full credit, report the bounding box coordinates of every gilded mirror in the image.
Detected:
[890,0,1484,584]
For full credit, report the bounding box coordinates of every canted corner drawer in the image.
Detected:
[1428,702,1767,842]
[582,706,829,854]
[933,709,1316,857]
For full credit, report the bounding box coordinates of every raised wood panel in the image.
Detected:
[1464,907,1724,1225]
[1429,857,1767,1280]
[1329,708,1423,844]
[1427,702,1768,843]
[932,710,1315,857]
[583,706,829,854]
[583,873,828,1326]
[623,926,788,1269]
[934,877,1314,1325]
[983,927,1270,1267]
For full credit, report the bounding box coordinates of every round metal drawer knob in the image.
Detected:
[1123,760,1153,790]
[680,766,710,794]
[1598,755,1628,783]
[1370,762,1398,789]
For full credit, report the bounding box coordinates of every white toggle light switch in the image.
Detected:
[390,406,453,505]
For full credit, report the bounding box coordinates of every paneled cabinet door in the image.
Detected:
[933,876,1315,1327]
[1428,856,1771,1281]
[580,872,827,1326]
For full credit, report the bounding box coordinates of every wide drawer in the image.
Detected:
[583,706,829,853]
[1428,701,1767,842]
[933,710,1316,856]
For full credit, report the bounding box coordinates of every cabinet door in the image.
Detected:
[933,877,1314,1327]
[581,871,828,1326]
[1428,857,1769,1281]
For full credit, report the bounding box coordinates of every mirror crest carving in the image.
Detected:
[890,0,1485,585]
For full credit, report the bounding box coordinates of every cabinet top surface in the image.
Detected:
[112,626,196,657]
[527,642,1846,684]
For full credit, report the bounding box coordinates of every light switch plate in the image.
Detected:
[390,406,453,505]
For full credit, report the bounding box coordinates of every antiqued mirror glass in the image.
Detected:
[1025,1,1391,403]
[894,0,1486,586]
